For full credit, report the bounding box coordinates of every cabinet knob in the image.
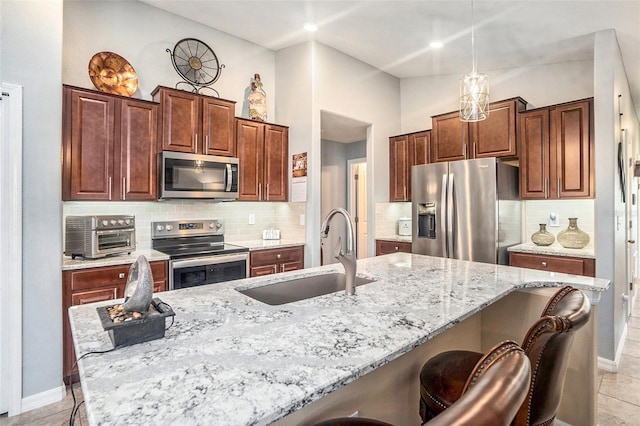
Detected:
[276,253,282,259]
[118,273,125,279]
[541,262,547,267]
[395,246,399,251]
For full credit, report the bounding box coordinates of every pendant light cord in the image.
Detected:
[471,0,477,74]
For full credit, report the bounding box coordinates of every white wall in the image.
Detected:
[2,0,63,402]
[594,29,640,362]
[63,1,276,117]
[401,60,594,133]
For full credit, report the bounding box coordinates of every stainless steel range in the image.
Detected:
[151,219,249,290]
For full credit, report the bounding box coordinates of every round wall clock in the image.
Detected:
[167,38,225,96]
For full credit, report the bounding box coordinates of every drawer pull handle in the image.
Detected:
[118,273,125,279]
[541,262,547,267]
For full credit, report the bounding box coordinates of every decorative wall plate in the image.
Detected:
[88,51,138,97]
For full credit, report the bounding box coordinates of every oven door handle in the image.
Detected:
[170,253,248,269]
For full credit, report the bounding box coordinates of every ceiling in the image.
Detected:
[141,0,640,142]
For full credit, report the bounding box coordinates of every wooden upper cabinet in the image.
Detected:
[62,85,158,201]
[471,98,526,158]
[119,99,158,200]
[432,111,468,163]
[152,86,236,156]
[519,98,593,200]
[236,118,289,201]
[389,130,431,201]
[519,108,550,199]
[264,124,288,201]
[432,97,526,163]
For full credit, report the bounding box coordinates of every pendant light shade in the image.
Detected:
[459,72,489,121]
[459,0,489,122]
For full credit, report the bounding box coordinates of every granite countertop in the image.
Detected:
[375,235,412,243]
[231,239,305,250]
[62,249,170,271]
[508,242,595,259]
[69,253,609,425]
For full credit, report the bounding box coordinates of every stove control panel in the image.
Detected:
[152,219,224,238]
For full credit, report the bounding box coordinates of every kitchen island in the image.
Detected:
[69,253,609,425]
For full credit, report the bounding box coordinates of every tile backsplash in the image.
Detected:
[62,201,306,250]
[523,199,595,250]
[375,202,411,237]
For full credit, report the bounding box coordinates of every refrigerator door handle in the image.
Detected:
[441,173,448,258]
[447,173,455,258]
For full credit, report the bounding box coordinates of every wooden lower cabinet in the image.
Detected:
[249,246,304,277]
[376,240,412,256]
[63,260,168,382]
[509,252,595,277]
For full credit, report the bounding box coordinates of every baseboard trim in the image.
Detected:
[598,323,628,373]
[20,384,66,414]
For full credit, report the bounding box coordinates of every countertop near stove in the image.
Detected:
[69,253,609,426]
[61,249,169,271]
[231,239,305,250]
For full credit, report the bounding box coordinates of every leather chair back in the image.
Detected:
[514,286,591,426]
[428,340,531,426]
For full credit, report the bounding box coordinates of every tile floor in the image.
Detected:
[4,301,640,426]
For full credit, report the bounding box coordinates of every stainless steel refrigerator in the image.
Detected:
[411,157,521,265]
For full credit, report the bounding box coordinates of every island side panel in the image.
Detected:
[273,312,482,426]
[480,288,597,426]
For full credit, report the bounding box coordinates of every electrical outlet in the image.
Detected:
[248,214,255,225]
[549,212,559,227]
[299,214,305,226]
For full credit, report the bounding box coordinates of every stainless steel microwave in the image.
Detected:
[159,151,239,200]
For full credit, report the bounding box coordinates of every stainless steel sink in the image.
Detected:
[237,273,376,305]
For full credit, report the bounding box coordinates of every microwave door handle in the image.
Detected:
[225,163,232,192]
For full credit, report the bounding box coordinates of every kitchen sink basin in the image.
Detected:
[237,273,376,305]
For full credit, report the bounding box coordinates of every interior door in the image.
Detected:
[349,160,367,259]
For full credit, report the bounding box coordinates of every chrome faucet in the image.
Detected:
[321,208,357,296]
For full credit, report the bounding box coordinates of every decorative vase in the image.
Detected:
[531,224,555,246]
[248,73,267,121]
[557,218,590,249]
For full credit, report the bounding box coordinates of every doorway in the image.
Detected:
[348,159,367,259]
[320,111,370,265]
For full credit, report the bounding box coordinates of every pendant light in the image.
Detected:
[459,0,489,122]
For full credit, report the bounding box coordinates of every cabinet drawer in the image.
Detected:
[250,246,304,267]
[376,240,412,256]
[71,287,119,305]
[509,252,595,277]
[68,264,130,291]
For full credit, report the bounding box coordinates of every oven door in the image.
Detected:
[169,253,249,290]
[92,228,136,258]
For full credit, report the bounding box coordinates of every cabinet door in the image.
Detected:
[237,119,264,200]
[202,97,236,157]
[471,98,524,158]
[551,100,593,198]
[519,109,550,199]
[280,261,303,273]
[408,131,431,200]
[157,88,199,153]
[264,124,289,201]
[432,111,468,163]
[250,264,277,277]
[389,135,409,201]
[63,88,115,200]
[119,99,158,200]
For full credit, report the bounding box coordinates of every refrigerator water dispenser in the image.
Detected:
[418,202,436,239]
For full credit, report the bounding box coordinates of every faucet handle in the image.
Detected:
[333,236,344,259]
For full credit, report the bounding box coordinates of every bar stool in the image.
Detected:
[419,286,591,426]
[315,340,531,426]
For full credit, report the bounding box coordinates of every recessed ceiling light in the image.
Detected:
[304,23,318,32]
[430,41,444,49]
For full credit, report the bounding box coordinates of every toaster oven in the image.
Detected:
[64,215,136,259]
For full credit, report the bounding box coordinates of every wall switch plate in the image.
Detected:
[549,212,559,227]
[299,214,305,226]
[248,214,255,225]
